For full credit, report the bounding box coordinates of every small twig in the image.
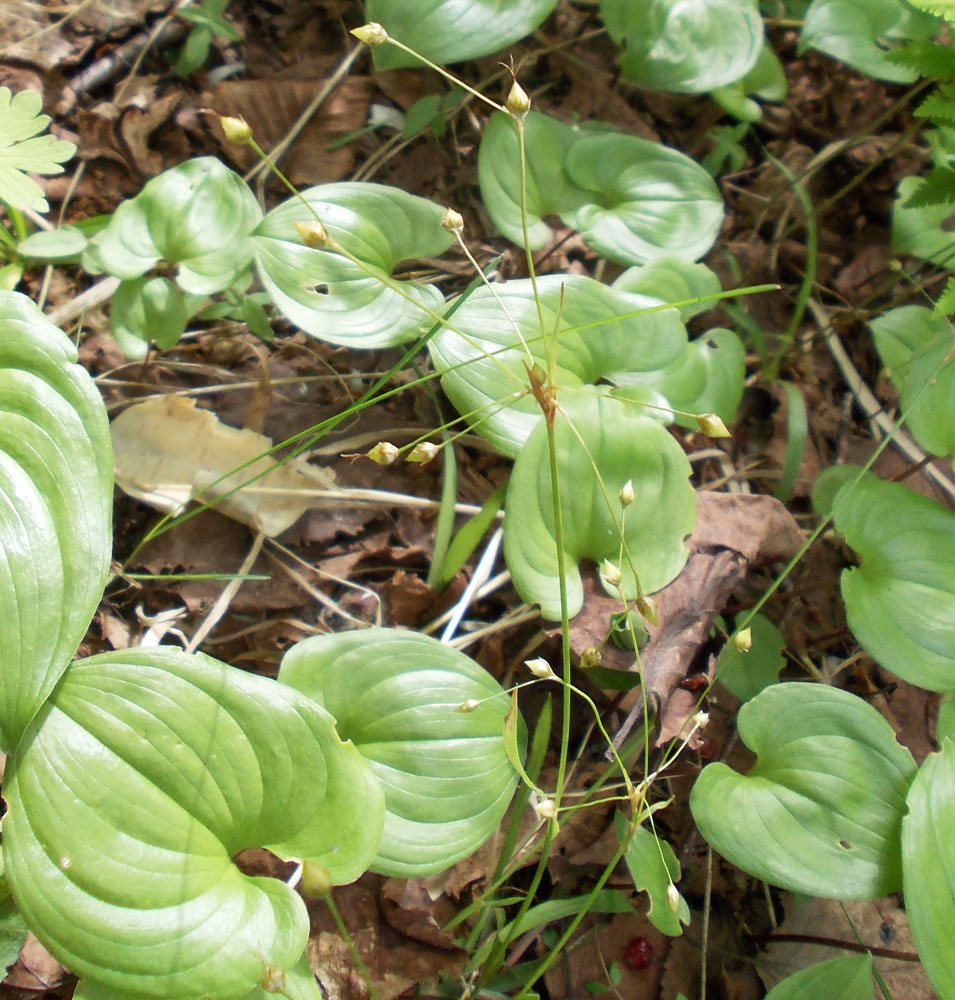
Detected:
[765,933,920,963]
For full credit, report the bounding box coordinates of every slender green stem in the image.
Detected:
[324,892,378,1000]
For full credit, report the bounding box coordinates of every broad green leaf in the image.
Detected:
[565,132,724,264]
[892,175,955,270]
[610,328,745,430]
[871,305,955,461]
[503,388,696,619]
[600,0,764,93]
[613,256,722,322]
[800,0,939,82]
[477,111,723,263]
[3,648,383,999]
[15,226,88,262]
[764,954,873,1000]
[690,683,917,898]
[365,0,558,70]
[85,158,261,294]
[477,110,587,250]
[428,275,687,456]
[817,468,955,692]
[616,814,690,936]
[902,738,955,999]
[278,628,520,877]
[0,292,111,752]
[111,277,190,357]
[0,875,29,974]
[715,613,785,702]
[253,182,453,348]
[711,43,790,122]
[0,87,75,213]
[939,695,955,742]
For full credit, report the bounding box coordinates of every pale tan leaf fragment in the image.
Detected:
[111,395,334,537]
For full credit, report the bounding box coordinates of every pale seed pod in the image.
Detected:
[506,80,531,118]
[619,479,635,506]
[602,559,623,588]
[295,219,332,249]
[299,862,333,899]
[367,441,399,465]
[525,657,556,680]
[697,412,731,438]
[351,22,389,46]
[219,114,251,144]
[406,441,439,464]
[732,627,753,652]
[534,797,557,821]
[456,698,481,713]
[666,883,681,914]
[441,207,465,233]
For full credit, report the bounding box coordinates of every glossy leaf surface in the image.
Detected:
[503,389,696,619]
[366,0,558,70]
[253,182,453,348]
[566,131,723,264]
[871,305,955,461]
[85,158,261,294]
[690,683,917,898]
[0,292,111,752]
[610,328,745,429]
[429,275,686,456]
[818,468,955,692]
[477,111,586,250]
[279,628,519,877]
[3,648,383,999]
[478,111,723,263]
[764,954,873,1000]
[892,175,955,270]
[600,0,764,93]
[801,0,939,81]
[902,738,955,999]
[613,256,722,321]
[110,277,190,357]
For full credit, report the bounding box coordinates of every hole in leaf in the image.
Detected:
[838,839,852,850]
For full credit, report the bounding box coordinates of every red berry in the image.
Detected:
[623,936,654,970]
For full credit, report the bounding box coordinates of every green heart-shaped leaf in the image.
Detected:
[600,0,764,93]
[477,111,588,251]
[616,814,690,937]
[565,132,724,264]
[85,158,261,294]
[428,275,687,456]
[503,388,696,619]
[610,327,745,430]
[871,306,955,462]
[0,292,111,752]
[365,0,558,70]
[477,111,723,264]
[901,737,955,999]
[690,683,917,898]
[816,468,955,692]
[3,647,383,999]
[253,182,453,348]
[278,628,520,877]
[800,0,939,82]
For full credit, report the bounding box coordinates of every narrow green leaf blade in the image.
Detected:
[279,628,520,877]
[690,683,917,898]
[3,648,383,999]
[0,291,112,752]
[616,814,690,936]
[902,737,955,999]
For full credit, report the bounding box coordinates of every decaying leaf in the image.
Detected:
[111,394,335,536]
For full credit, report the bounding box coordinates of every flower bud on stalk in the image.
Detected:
[441,207,464,234]
[731,627,753,652]
[666,883,681,915]
[367,441,399,465]
[351,22,389,46]
[525,657,556,680]
[406,441,439,464]
[299,862,333,899]
[220,114,251,144]
[619,479,635,506]
[602,559,622,588]
[534,797,557,821]
[580,646,602,669]
[697,412,730,438]
[506,80,531,118]
[456,698,481,713]
[295,220,333,249]
[636,593,659,627]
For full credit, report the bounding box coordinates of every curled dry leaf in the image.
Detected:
[111,394,335,536]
